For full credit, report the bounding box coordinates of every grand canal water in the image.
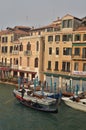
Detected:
[0,83,86,130]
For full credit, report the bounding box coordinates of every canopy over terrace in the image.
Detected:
[11,69,37,80]
[0,66,11,79]
[0,67,10,71]
[0,66,37,80]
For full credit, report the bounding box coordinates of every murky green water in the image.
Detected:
[0,83,86,130]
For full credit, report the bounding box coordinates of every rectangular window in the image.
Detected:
[36,41,39,51]
[83,63,86,71]
[35,58,38,67]
[67,34,73,41]
[49,47,52,55]
[56,47,59,55]
[10,58,12,66]
[54,27,60,31]
[47,61,51,70]
[68,19,72,28]
[2,58,3,64]
[27,57,29,67]
[48,36,53,42]
[47,27,53,32]
[74,34,81,41]
[2,47,4,53]
[62,20,68,28]
[5,37,8,42]
[83,34,86,41]
[62,34,73,42]
[74,62,78,71]
[5,46,8,53]
[62,19,72,28]
[11,36,14,42]
[5,58,7,65]
[38,31,41,35]
[82,48,86,58]
[74,48,80,55]
[62,62,70,72]
[10,46,13,53]
[63,48,72,55]
[54,61,58,71]
[62,35,68,41]
[2,37,8,43]
[55,35,60,42]
[20,57,22,66]
[2,37,4,43]
[2,46,8,53]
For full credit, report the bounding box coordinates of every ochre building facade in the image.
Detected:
[0,14,86,90]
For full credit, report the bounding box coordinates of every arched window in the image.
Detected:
[20,43,23,51]
[36,41,39,51]
[5,58,7,65]
[20,57,22,66]
[16,45,18,50]
[34,58,38,67]
[10,58,12,66]
[16,58,18,65]
[14,45,18,50]
[27,42,31,50]
[14,58,15,65]
[14,46,16,50]
[27,57,29,67]
[2,58,3,64]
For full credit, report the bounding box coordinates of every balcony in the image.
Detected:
[12,50,19,55]
[82,55,86,59]
[54,69,59,71]
[72,54,86,60]
[24,50,32,56]
[61,69,71,72]
[0,62,10,67]
[72,54,81,59]
[11,65,19,69]
[0,63,11,71]
[47,68,51,70]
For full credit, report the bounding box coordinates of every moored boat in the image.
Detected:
[62,96,86,112]
[62,92,74,97]
[34,90,61,99]
[13,89,58,113]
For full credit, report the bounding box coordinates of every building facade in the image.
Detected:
[44,14,86,91]
[0,14,86,91]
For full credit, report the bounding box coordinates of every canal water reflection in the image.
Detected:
[0,83,86,130]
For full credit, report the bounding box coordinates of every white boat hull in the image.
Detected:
[13,89,58,113]
[62,97,86,112]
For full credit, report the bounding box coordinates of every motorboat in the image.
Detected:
[62,96,86,112]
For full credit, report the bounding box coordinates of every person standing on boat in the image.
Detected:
[65,82,68,92]
[21,88,25,99]
[21,80,25,99]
